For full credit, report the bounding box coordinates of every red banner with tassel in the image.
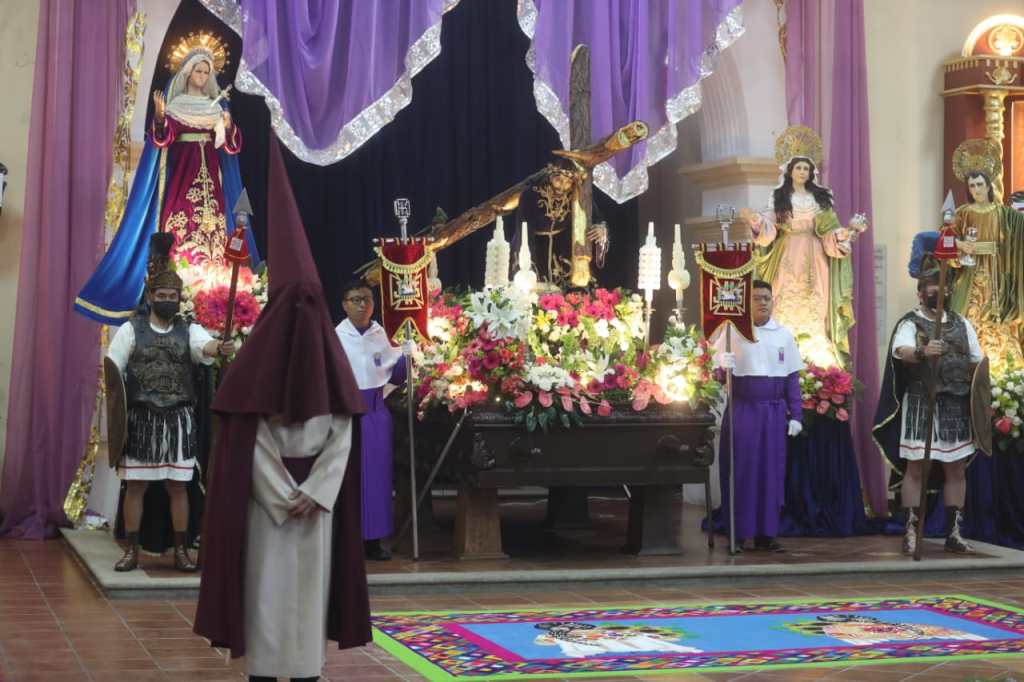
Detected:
[375,238,432,345]
[694,242,756,344]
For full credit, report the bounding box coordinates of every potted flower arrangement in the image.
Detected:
[799,363,859,425]
[992,363,1023,453]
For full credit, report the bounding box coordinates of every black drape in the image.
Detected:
[156,0,638,323]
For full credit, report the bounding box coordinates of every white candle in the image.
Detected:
[513,222,536,292]
[637,221,661,298]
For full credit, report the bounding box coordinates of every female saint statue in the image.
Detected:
[738,126,865,368]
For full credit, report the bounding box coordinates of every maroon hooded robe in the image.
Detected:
[194,139,369,658]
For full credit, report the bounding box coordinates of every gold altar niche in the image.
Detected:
[361,46,649,291]
[942,15,1024,203]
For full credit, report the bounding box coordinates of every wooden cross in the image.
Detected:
[359,46,648,288]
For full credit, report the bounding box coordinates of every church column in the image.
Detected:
[983,88,1008,202]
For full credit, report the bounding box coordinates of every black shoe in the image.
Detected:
[753,536,785,552]
[364,539,392,561]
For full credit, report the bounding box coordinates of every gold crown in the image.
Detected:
[774,125,824,168]
[165,31,230,73]
[952,138,1000,182]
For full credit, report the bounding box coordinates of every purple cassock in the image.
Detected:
[336,319,406,540]
[713,319,804,541]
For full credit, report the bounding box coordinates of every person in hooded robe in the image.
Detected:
[194,140,370,682]
[335,279,406,561]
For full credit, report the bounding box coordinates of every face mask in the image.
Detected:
[152,300,180,320]
[924,292,950,310]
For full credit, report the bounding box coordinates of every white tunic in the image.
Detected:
[891,309,983,462]
[711,318,805,377]
[107,318,214,481]
[244,414,353,679]
[335,319,402,390]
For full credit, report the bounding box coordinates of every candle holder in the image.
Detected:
[513,222,538,294]
[637,222,661,349]
[667,222,690,321]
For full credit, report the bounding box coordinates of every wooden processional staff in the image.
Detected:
[912,222,959,561]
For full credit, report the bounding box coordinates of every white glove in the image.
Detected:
[787,419,803,437]
[401,339,418,355]
[717,351,736,370]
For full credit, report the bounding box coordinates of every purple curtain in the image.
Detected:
[518,0,744,203]
[0,0,129,539]
[203,0,458,166]
[785,0,886,517]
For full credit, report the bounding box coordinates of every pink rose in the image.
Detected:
[514,391,533,408]
[836,407,849,422]
[995,416,1014,435]
[579,396,592,415]
[538,293,564,311]
[561,395,574,412]
[634,379,653,401]
[802,399,816,410]
[632,396,650,412]
[597,400,612,417]
[538,391,553,408]
[816,400,831,415]
[831,393,845,405]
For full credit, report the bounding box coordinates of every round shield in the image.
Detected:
[104,357,128,468]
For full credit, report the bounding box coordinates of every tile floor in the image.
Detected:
[3,537,1024,681]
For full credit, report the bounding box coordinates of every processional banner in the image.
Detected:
[694,242,756,344]
[375,237,432,345]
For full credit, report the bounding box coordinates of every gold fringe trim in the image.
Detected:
[64,10,146,526]
[376,248,433,275]
[693,249,757,279]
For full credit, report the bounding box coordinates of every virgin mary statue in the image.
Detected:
[75,32,260,325]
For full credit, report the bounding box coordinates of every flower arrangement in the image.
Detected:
[634,322,721,410]
[178,255,268,351]
[414,286,720,431]
[992,364,1023,453]
[799,363,858,423]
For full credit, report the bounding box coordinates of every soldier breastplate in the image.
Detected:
[908,313,972,397]
[125,316,195,410]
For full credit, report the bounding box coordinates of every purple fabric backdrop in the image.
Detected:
[0,0,129,539]
[518,0,744,203]
[785,0,886,517]
[217,0,456,166]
